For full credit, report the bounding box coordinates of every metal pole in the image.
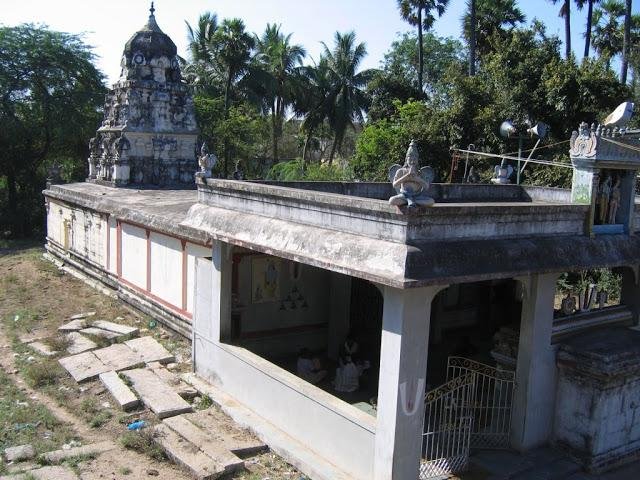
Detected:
[516,137,523,185]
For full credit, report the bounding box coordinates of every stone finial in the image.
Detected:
[491,157,513,184]
[388,140,435,208]
[150,1,155,17]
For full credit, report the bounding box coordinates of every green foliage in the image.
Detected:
[120,430,166,461]
[557,268,622,301]
[267,159,352,181]
[0,24,106,238]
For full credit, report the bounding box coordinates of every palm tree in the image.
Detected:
[321,32,375,164]
[185,12,218,63]
[255,24,306,163]
[397,0,450,96]
[592,0,625,67]
[549,0,573,59]
[468,0,477,75]
[462,0,525,57]
[581,0,602,59]
[212,18,255,176]
[621,0,633,82]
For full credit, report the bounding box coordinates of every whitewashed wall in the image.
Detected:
[186,243,212,313]
[149,232,183,308]
[47,201,105,266]
[108,217,117,273]
[121,223,147,289]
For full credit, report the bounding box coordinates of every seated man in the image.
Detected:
[296,348,327,385]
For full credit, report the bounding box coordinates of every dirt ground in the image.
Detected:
[0,241,303,480]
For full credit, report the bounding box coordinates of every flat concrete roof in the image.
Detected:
[44,181,640,288]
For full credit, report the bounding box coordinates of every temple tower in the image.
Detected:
[87,3,198,187]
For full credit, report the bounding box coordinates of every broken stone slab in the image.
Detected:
[4,444,35,462]
[40,441,114,464]
[186,409,267,456]
[163,416,244,474]
[99,371,140,411]
[27,341,58,357]
[58,351,110,383]
[122,369,191,419]
[69,312,95,320]
[125,336,174,364]
[153,423,226,479]
[148,363,198,400]
[58,319,87,332]
[80,327,120,340]
[91,320,138,337]
[0,465,79,480]
[65,332,97,355]
[92,344,144,371]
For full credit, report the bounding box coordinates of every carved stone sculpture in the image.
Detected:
[196,143,217,178]
[608,176,621,224]
[492,158,513,184]
[388,140,435,208]
[597,173,612,224]
[560,293,577,316]
[466,166,480,183]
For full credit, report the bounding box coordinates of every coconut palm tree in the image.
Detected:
[462,0,525,58]
[320,32,375,164]
[212,18,255,176]
[592,0,625,67]
[254,24,306,163]
[621,0,633,82]
[185,12,218,63]
[397,0,450,96]
[468,0,477,75]
[549,0,573,59]
[581,0,603,59]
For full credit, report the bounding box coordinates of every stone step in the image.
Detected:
[92,344,144,371]
[41,441,115,464]
[27,341,58,357]
[163,415,244,474]
[99,371,140,411]
[58,319,87,332]
[0,466,79,480]
[91,320,138,337]
[69,312,95,320]
[65,332,97,355]
[59,351,110,383]
[123,368,192,419]
[80,327,120,340]
[153,423,226,480]
[124,336,174,364]
[186,409,266,455]
[148,363,198,399]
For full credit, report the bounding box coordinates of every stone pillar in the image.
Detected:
[327,273,352,360]
[374,284,446,480]
[511,272,560,451]
[619,265,640,325]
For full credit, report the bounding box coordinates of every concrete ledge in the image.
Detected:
[182,373,354,480]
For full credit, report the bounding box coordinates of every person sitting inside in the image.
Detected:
[334,336,371,393]
[296,348,327,385]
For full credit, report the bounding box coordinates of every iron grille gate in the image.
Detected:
[420,357,515,479]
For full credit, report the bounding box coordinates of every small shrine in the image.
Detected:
[87,3,198,187]
[569,122,640,235]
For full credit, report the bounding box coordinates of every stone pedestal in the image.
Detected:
[554,327,640,473]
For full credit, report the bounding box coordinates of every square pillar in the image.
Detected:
[374,284,446,480]
[511,272,560,451]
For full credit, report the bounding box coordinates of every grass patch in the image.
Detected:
[118,466,132,475]
[21,359,65,388]
[79,397,112,429]
[2,309,41,337]
[44,335,72,353]
[0,370,75,455]
[195,394,214,410]
[120,430,166,461]
[61,452,96,474]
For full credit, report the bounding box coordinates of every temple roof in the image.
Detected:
[123,3,177,61]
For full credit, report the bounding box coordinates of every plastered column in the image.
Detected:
[511,272,560,451]
[374,284,446,480]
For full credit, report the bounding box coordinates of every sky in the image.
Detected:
[2,0,639,85]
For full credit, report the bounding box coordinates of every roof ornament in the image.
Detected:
[388,140,435,209]
[149,1,155,17]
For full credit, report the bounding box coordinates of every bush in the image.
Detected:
[120,430,166,461]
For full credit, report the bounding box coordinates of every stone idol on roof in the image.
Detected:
[87,2,198,187]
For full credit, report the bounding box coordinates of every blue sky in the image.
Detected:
[2,0,639,85]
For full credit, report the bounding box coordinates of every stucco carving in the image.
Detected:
[388,140,435,208]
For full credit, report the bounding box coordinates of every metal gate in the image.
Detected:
[420,373,475,479]
[447,356,515,449]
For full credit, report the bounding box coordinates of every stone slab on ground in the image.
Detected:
[0,466,79,480]
[58,351,110,383]
[65,332,97,355]
[148,363,198,399]
[41,441,115,464]
[80,327,120,340]
[187,408,266,455]
[153,423,226,480]
[58,319,87,332]
[4,444,35,462]
[69,312,95,320]
[92,344,144,371]
[99,371,140,411]
[91,320,138,337]
[163,415,244,474]
[125,336,174,364]
[27,341,58,357]
[122,368,191,419]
